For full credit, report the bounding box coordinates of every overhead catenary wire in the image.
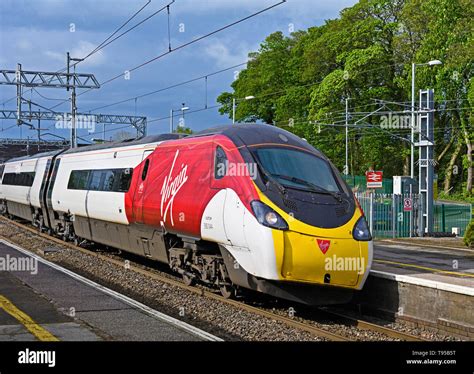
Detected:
[78,61,410,122]
[0,0,159,106]
[85,62,248,112]
[46,0,287,111]
[80,0,155,64]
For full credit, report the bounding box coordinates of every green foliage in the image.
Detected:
[176,126,193,135]
[464,219,474,248]
[217,0,473,191]
[438,192,474,205]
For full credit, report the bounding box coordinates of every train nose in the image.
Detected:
[278,231,367,287]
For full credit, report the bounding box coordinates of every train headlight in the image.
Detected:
[251,201,288,230]
[353,216,372,241]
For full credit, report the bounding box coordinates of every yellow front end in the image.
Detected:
[258,193,372,290]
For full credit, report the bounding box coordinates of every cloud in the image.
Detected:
[175,0,357,18]
[70,40,106,67]
[0,24,108,71]
[43,50,64,62]
[204,38,255,68]
[44,40,106,68]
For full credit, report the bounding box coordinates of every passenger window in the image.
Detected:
[118,168,133,192]
[89,170,103,191]
[214,146,227,180]
[102,170,116,192]
[141,159,150,181]
[68,170,90,190]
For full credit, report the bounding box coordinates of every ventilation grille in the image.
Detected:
[283,198,298,212]
[335,206,347,217]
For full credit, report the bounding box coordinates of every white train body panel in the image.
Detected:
[200,188,280,280]
[1,158,38,206]
[29,157,50,208]
[52,143,159,225]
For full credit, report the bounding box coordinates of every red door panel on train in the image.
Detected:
[131,150,153,223]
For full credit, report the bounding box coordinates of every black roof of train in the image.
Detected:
[4,134,186,162]
[61,133,186,155]
[4,124,321,162]
[5,149,64,163]
[192,124,322,156]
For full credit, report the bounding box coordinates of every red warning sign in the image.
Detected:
[403,198,412,212]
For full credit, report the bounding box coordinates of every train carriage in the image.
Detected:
[0,125,372,305]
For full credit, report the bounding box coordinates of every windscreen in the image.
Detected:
[254,147,342,193]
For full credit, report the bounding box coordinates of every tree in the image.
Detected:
[176,126,193,135]
[217,0,473,195]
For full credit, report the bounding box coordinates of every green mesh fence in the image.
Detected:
[342,175,393,194]
[433,203,472,236]
[355,192,472,238]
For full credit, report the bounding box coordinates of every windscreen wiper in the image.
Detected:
[270,174,343,203]
[248,151,287,195]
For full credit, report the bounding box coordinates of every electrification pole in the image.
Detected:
[16,63,22,126]
[345,97,349,175]
[411,63,415,179]
[67,52,82,149]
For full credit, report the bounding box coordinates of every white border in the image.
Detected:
[0,239,223,342]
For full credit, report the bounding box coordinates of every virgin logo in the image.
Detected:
[316,239,331,254]
[161,150,188,226]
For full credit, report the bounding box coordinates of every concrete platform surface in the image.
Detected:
[0,239,221,342]
[372,242,474,291]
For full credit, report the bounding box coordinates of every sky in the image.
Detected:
[0,0,358,142]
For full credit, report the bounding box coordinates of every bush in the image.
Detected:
[464,219,474,248]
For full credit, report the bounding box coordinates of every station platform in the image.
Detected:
[355,240,474,338]
[372,241,474,290]
[0,239,220,342]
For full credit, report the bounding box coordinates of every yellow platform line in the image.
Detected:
[374,259,474,278]
[0,295,59,341]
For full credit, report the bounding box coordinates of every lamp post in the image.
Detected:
[170,103,189,133]
[410,59,442,179]
[232,95,255,124]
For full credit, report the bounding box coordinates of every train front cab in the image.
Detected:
[262,190,372,295]
[216,131,373,305]
[220,189,373,306]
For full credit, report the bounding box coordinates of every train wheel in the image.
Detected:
[182,273,195,286]
[219,284,235,299]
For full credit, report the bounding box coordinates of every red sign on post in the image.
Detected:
[366,171,383,189]
[403,197,412,212]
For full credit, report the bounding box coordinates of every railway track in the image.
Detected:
[0,215,426,342]
[315,309,425,341]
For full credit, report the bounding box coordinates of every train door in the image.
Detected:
[132,150,153,223]
[205,144,234,244]
[39,158,53,228]
[45,157,61,230]
[26,158,40,207]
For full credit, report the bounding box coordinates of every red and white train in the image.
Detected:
[0,125,372,304]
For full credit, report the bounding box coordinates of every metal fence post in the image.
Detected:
[369,192,374,238]
[441,204,446,232]
[418,193,424,237]
[392,194,396,238]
